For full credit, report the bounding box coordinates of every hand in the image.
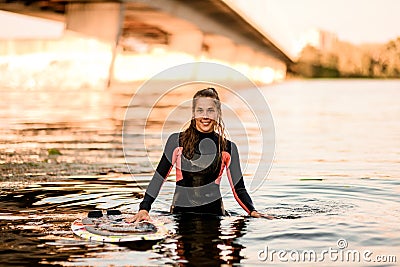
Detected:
[250,210,262,218]
[260,214,275,220]
[128,210,150,223]
[250,210,274,220]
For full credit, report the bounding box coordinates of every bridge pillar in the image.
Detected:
[66,2,124,87]
[66,2,123,42]
[203,34,236,62]
[234,45,255,66]
[169,30,203,55]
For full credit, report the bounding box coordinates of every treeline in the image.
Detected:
[289,37,400,78]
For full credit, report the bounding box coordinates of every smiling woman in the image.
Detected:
[130,87,270,222]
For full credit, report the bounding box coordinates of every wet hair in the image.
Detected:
[180,87,227,159]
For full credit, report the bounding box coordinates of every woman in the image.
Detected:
[133,87,264,222]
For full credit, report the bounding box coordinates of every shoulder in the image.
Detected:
[164,132,181,149]
[222,137,237,153]
[168,132,180,139]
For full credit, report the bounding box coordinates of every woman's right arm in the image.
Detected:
[134,133,179,221]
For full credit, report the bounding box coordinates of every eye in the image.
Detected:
[195,108,203,114]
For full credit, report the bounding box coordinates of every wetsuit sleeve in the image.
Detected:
[139,133,179,211]
[226,141,256,214]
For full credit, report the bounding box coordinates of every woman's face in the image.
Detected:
[193,97,218,133]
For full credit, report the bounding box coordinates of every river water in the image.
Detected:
[0,79,399,266]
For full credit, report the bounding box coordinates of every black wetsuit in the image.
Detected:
[139,130,256,215]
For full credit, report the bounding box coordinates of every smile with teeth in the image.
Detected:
[200,120,212,126]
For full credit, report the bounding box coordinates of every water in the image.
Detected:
[1,79,399,266]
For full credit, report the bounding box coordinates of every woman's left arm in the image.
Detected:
[226,141,257,215]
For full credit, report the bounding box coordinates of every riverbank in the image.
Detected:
[0,161,131,185]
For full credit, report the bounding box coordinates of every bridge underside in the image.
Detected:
[0,0,292,85]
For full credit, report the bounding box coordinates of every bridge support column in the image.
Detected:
[234,45,255,66]
[169,30,203,56]
[203,34,236,63]
[66,2,124,88]
[66,2,123,42]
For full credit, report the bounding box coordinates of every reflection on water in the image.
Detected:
[0,175,248,266]
[0,90,126,167]
[173,213,245,266]
[1,80,400,266]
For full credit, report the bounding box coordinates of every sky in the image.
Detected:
[228,0,400,57]
[266,0,400,44]
[0,10,64,39]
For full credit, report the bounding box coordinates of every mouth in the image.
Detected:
[200,119,212,127]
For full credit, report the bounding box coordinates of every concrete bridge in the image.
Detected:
[0,0,293,85]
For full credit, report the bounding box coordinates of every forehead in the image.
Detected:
[194,97,216,108]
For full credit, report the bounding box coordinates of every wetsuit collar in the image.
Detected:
[194,128,216,138]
